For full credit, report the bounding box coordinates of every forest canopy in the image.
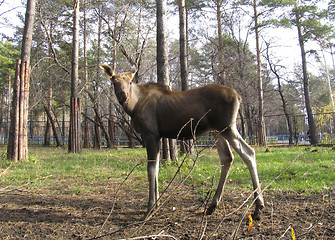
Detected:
[0,0,334,148]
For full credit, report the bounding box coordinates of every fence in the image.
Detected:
[1,115,335,147]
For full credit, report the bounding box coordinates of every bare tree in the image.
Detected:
[265,42,294,145]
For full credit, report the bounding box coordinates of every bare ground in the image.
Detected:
[0,181,334,240]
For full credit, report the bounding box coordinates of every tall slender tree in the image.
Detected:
[83,0,91,148]
[253,0,267,147]
[156,0,170,85]
[156,0,171,160]
[178,0,194,155]
[215,0,226,84]
[68,0,81,153]
[294,7,318,145]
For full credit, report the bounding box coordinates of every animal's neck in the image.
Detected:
[122,83,140,115]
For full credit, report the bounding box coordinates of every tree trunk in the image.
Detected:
[320,46,334,134]
[7,0,35,161]
[253,0,267,147]
[44,105,61,147]
[239,109,246,139]
[83,0,91,148]
[93,2,103,149]
[178,0,193,156]
[295,10,318,145]
[265,43,294,145]
[7,60,21,161]
[7,74,11,140]
[216,0,225,84]
[44,22,53,147]
[68,0,82,153]
[156,0,170,85]
[107,12,118,148]
[156,0,171,160]
[93,114,101,149]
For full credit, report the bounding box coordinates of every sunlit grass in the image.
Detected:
[0,145,334,196]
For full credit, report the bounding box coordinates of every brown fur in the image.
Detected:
[100,64,264,219]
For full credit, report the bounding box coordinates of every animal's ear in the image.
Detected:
[99,64,115,77]
[130,65,137,79]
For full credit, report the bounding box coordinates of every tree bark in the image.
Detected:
[7,59,21,161]
[93,2,103,149]
[156,0,170,85]
[253,0,267,147]
[7,74,11,139]
[156,0,172,159]
[44,105,61,147]
[295,10,318,145]
[107,12,119,148]
[178,0,193,156]
[45,23,53,147]
[7,0,35,161]
[68,0,82,153]
[216,0,225,84]
[83,0,91,148]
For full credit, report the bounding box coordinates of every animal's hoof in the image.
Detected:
[206,204,216,215]
[251,207,263,221]
[144,210,152,221]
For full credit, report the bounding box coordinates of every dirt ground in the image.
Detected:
[0,181,334,240]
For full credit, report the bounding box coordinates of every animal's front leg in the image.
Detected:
[145,136,160,218]
[206,135,233,215]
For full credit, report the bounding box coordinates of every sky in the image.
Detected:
[0,0,332,78]
[0,0,25,38]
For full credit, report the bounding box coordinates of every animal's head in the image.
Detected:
[99,64,137,105]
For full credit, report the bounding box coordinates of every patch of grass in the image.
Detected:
[0,146,147,194]
[227,147,335,193]
[1,145,334,196]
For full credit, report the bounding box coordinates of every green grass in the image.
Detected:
[0,145,334,195]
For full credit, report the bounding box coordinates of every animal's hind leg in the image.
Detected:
[206,133,234,215]
[223,125,265,219]
[144,136,161,218]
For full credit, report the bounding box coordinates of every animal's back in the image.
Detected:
[152,84,241,138]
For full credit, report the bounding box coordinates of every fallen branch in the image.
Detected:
[0,161,19,177]
[0,175,53,193]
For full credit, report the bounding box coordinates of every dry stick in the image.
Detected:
[121,230,177,240]
[0,161,19,177]
[93,160,145,239]
[279,225,293,239]
[229,152,303,240]
[0,175,53,193]
[125,234,178,240]
[199,217,208,240]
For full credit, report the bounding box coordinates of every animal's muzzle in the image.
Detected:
[116,91,128,104]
